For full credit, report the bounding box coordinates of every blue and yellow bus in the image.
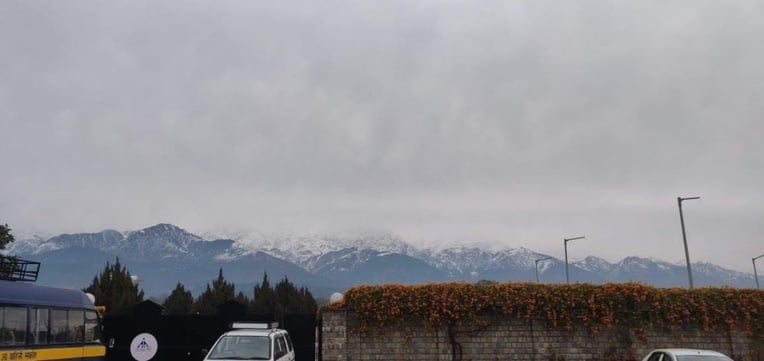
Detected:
[0,280,106,361]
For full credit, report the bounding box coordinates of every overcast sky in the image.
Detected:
[1,1,762,273]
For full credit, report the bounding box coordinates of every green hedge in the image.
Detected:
[327,282,764,340]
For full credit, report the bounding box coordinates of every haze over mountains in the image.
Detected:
[5,223,757,300]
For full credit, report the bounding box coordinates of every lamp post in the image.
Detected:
[564,236,585,284]
[534,256,553,283]
[753,254,764,289]
[677,196,700,289]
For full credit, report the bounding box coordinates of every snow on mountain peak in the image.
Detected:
[4,223,756,290]
[574,256,613,272]
[204,229,416,267]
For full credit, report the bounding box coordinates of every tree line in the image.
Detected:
[1,223,317,316]
[85,258,317,316]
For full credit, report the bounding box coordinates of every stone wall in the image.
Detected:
[320,310,761,361]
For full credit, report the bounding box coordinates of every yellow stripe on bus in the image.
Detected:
[0,345,106,361]
[81,345,106,358]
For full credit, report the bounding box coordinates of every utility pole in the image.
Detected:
[677,196,700,289]
[564,236,585,284]
[753,254,764,289]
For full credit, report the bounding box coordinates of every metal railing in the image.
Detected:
[0,255,40,281]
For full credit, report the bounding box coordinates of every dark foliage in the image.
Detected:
[84,257,145,314]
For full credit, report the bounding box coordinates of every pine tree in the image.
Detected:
[250,272,277,315]
[162,282,194,315]
[274,276,299,315]
[0,223,14,250]
[0,223,17,279]
[84,258,144,315]
[299,286,318,314]
[193,268,236,314]
[251,273,317,318]
[235,291,251,305]
[275,277,318,314]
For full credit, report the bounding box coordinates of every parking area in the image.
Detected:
[101,300,316,361]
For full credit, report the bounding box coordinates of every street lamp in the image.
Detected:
[677,196,700,289]
[564,236,585,284]
[534,256,553,283]
[753,254,764,289]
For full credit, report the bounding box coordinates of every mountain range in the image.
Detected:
[3,223,758,300]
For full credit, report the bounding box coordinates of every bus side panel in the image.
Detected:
[0,345,106,361]
[82,345,107,359]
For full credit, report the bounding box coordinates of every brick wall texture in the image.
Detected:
[320,310,762,361]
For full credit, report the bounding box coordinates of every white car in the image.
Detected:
[642,349,734,361]
[202,322,295,361]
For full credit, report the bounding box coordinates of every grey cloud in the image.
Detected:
[1,0,762,272]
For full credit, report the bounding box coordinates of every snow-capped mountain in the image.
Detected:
[2,233,55,255]
[20,224,214,261]
[575,256,615,273]
[215,230,419,271]
[693,262,753,283]
[418,246,551,279]
[5,223,758,299]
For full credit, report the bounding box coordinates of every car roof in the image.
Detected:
[651,349,730,357]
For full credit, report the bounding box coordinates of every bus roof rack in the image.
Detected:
[0,256,41,282]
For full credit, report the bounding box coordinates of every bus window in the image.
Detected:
[70,310,85,342]
[51,309,78,344]
[0,306,27,346]
[84,311,100,344]
[30,308,50,345]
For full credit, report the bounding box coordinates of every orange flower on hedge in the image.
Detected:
[333,281,764,339]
